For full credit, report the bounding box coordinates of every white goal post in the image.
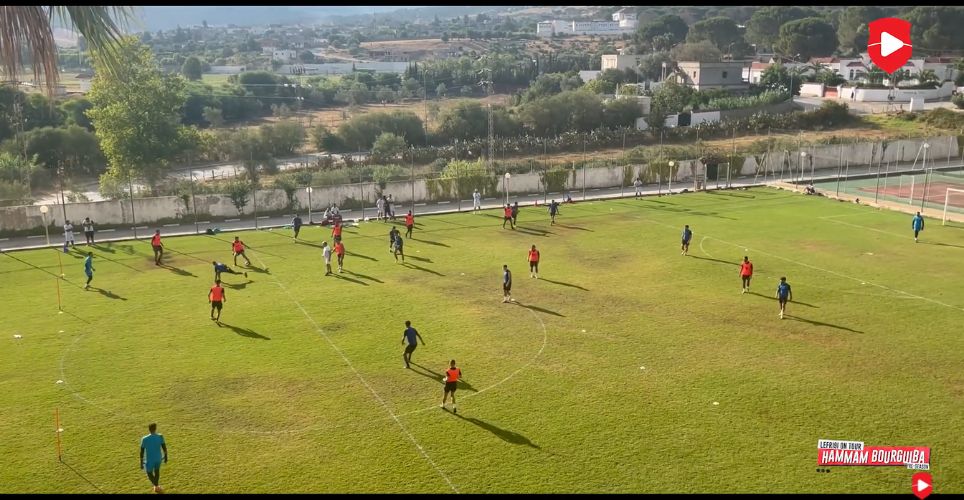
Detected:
[943,188,964,225]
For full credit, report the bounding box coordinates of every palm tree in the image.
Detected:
[0,6,134,96]
[914,69,939,86]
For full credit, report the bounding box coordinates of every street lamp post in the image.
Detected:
[39,205,50,247]
[190,172,199,234]
[920,143,930,212]
[306,187,313,224]
[668,161,675,193]
[799,151,808,184]
[504,172,511,205]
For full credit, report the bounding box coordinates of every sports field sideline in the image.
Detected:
[1,187,961,493]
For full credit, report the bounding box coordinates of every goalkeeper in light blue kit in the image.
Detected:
[912,212,924,243]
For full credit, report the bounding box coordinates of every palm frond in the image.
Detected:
[0,6,57,94]
[0,6,135,97]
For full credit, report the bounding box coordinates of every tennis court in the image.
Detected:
[813,167,964,215]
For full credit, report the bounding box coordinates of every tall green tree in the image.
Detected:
[744,6,817,52]
[670,42,723,63]
[776,18,839,62]
[836,7,884,55]
[86,36,189,191]
[685,16,743,50]
[905,7,964,54]
[635,14,689,53]
[181,56,203,80]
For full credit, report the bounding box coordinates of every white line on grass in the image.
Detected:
[819,216,909,239]
[636,208,964,313]
[256,252,459,493]
[705,235,964,313]
[395,307,549,420]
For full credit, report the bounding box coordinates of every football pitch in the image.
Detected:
[1,187,962,494]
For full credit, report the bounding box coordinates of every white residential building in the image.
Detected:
[612,8,638,29]
[272,49,298,62]
[536,18,636,37]
[601,54,646,72]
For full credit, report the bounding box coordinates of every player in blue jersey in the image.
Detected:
[776,276,793,319]
[401,320,425,369]
[912,212,925,243]
[139,422,168,493]
[83,252,94,290]
[681,225,693,256]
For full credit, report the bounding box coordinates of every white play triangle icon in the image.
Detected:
[880,32,904,57]
[917,478,929,491]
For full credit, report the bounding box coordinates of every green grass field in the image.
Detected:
[2,187,962,494]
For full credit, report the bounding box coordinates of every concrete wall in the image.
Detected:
[800,83,825,97]
[851,81,955,102]
[2,136,958,232]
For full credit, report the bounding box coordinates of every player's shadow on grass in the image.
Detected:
[221,323,270,339]
[223,280,254,290]
[540,278,588,291]
[90,287,127,300]
[784,315,862,333]
[451,413,541,449]
[515,227,554,237]
[644,204,736,220]
[409,362,478,392]
[554,224,593,232]
[417,238,450,248]
[344,269,384,283]
[93,243,116,253]
[332,273,369,286]
[406,254,433,263]
[514,301,565,317]
[402,262,445,276]
[160,264,196,278]
[763,296,818,308]
[245,265,270,274]
[296,240,325,249]
[689,255,739,266]
[346,251,379,262]
[925,241,964,249]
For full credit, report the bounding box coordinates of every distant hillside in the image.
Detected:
[130,6,408,32]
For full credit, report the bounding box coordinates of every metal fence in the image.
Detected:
[2,136,962,239]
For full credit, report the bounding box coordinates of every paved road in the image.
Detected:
[4,159,960,253]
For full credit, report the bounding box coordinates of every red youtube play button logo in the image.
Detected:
[867,17,913,74]
[912,472,932,500]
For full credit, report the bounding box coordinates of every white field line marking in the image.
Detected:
[272,281,459,493]
[705,235,964,313]
[395,307,548,419]
[99,229,115,233]
[820,212,875,220]
[819,216,910,239]
[638,207,963,312]
[700,236,915,300]
[259,253,457,493]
